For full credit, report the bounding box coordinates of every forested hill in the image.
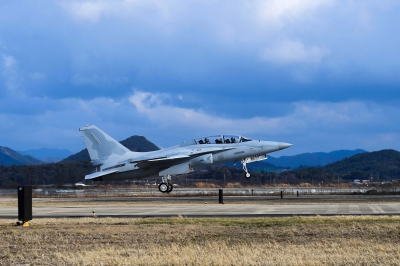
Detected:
[0,146,43,166]
[63,135,160,162]
[279,149,400,183]
[324,149,400,179]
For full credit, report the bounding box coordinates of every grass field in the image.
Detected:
[1,216,400,265]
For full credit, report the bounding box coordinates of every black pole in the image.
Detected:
[18,186,32,224]
[297,191,299,197]
[219,189,224,204]
[280,190,283,199]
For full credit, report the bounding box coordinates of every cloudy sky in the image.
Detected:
[1,0,399,156]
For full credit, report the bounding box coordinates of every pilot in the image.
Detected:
[198,139,204,144]
[216,138,222,144]
[225,139,230,143]
[231,137,236,143]
[205,138,210,144]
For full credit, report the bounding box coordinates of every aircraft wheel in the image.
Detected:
[159,183,168,193]
[166,183,173,193]
[245,172,251,179]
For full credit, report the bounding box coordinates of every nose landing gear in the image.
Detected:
[241,159,251,179]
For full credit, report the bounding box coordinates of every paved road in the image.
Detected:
[2,203,400,218]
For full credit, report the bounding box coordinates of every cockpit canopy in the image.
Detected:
[179,135,252,147]
[194,135,252,145]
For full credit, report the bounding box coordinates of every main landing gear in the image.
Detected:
[158,175,173,193]
[241,158,252,179]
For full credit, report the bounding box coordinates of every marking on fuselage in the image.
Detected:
[90,133,101,144]
[199,155,212,162]
[234,151,245,155]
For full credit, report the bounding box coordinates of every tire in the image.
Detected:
[166,183,173,193]
[158,183,168,193]
[245,172,251,179]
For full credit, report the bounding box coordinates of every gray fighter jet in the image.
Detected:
[79,125,292,193]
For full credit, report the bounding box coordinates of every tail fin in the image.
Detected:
[79,125,131,164]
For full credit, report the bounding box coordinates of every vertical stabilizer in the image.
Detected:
[79,125,131,164]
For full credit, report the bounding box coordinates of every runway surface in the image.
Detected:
[2,203,400,218]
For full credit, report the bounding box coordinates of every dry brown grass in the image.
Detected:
[225,182,243,188]
[1,216,400,265]
[193,182,219,188]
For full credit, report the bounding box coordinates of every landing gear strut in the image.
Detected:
[158,175,173,193]
[241,159,251,179]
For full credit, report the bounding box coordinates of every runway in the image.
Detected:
[1,203,400,218]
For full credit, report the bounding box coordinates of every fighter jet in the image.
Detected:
[79,125,292,193]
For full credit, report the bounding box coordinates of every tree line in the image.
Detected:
[1,149,399,188]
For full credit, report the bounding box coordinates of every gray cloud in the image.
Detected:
[0,0,399,154]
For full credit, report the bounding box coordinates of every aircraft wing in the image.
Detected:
[148,154,191,162]
[131,154,190,168]
[85,169,119,180]
[131,147,234,168]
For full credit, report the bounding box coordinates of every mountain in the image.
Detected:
[279,149,400,183]
[268,149,367,168]
[63,135,160,162]
[0,146,43,166]
[324,149,400,180]
[18,148,73,163]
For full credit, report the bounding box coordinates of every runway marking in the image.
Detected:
[257,206,276,214]
[375,205,385,213]
[338,205,349,214]
[349,205,361,214]
[325,205,339,214]
[366,205,383,213]
[369,205,380,213]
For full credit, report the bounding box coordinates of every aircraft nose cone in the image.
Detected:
[278,142,292,150]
